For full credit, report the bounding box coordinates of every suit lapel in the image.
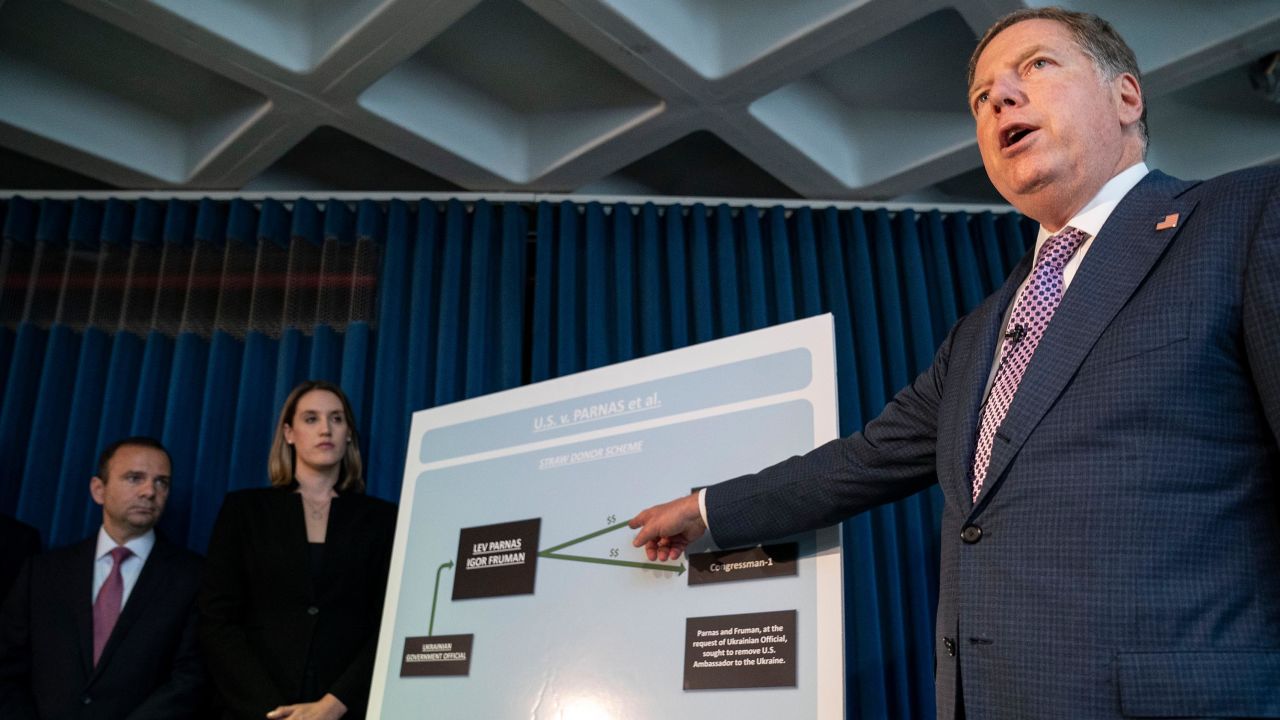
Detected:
[317,496,354,598]
[281,491,316,601]
[72,539,97,681]
[976,172,1199,504]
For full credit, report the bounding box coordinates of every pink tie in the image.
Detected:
[93,545,133,665]
[971,226,1090,501]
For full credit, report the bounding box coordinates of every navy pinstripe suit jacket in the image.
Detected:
[707,168,1280,719]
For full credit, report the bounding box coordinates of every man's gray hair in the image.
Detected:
[967,7,1148,148]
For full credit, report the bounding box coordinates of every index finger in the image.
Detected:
[627,509,647,530]
[630,511,666,549]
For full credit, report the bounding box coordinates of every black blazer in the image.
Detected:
[0,515,41,606]
[0,535,204,719]
[198,487,396,719]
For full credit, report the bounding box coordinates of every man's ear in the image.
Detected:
[1114,72,1143,128]
[90,476,106,506]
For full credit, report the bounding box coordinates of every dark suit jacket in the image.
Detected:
[0,534,205,719]
[198,487,396,720]
[0,515,41,606]
[707,168,1280,719]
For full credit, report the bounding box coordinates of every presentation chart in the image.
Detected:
[370,315,843,719]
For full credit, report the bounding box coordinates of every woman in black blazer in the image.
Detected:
[200,380,396,719]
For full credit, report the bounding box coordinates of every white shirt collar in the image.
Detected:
[95,526,156,563]
[1035,162,1150,244]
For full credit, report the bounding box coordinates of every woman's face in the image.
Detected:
[283,389,350,477]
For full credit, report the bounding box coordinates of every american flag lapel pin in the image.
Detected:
[1155,213,1179,231]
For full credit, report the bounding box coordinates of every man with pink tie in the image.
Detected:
[0,437,204,719]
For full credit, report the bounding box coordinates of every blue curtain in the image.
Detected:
[0,194,1032,719]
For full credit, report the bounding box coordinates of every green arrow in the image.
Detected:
[539,551,685,575]
[429,560,453,636]
[540,520,630,555]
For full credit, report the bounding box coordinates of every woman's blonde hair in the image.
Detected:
[268,380,365,492]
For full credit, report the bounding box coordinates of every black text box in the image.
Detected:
[683,609,797,690]
[400,634,474,677]
[687,543,798,586]
[453,518,541,600]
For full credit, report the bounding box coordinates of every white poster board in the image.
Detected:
[370,314,843,718]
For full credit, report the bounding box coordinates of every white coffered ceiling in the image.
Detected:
[1,0,1277,203]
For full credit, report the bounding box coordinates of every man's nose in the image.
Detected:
[139,479,156,497]
[989,75,1023,113]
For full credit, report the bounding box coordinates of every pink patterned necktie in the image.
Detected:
[971,226,1090,501]
[93,545,133,665]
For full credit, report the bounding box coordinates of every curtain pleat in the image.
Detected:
[1,194,1034,719]
[496,204,527,392]
[307,325,341,382]
[740,206,770,330]
[638,203,666,356]
[530,203,555,383]
[433,201,470,405]
[975,212,1006,295]
[0,327,12,414]
[712,205,741,337]
[48,327,110,547]
[396,202,442,479]
[583,203,610,369]
[688,204,715,344]
[366,201,413,499]
[17,326,80,534]
[273,329,308,414]
[793,208,818,313]
[159,332,208,544]
[131,333,174,438]
[187,331,240,549]
[463,202,496,397]
[340,324,372,431]
[338,201,382,437]
[0,325,47,515]
[228,332,277,494]
[661,205,686,350]
[554,201,583,377]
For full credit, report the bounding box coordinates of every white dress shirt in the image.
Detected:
[980,162,1150,397]
[92,526,156,607]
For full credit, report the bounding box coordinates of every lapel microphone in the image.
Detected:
[1005,324,1027,343]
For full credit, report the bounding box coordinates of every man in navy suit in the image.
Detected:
[0,437,204,719]
[631,7,1280,719]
